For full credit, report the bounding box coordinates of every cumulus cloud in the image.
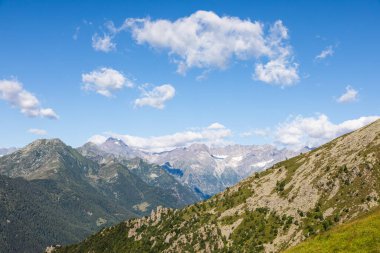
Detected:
[315,45,334,60]
[336,86,358,103]
[254,57,299,86]
[0,79,59,119]
[275,114,379,149]
[92,33,116,52]
[82,67,133,97]
[253,21,299,86]
[104,11,298,85]
[28,128,48,135]
[134,84,175,109]
[88,134,107,145]
[88,123,232,152]
[208,122,225,129]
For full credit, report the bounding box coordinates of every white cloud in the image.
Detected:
[254,57,299,86]
[208,122,225,129]
[275,114,379,149]
[253,20,299,85]
[92,34,116,52]
[88,123,232,152]
[88,134,107,145]
[337,86,358,103]
[0,79,59,119]
[134,84,175,109]
[315,45,334,60]
[28,128,47,135]
[82,67,133,97]
[112,11,298,85]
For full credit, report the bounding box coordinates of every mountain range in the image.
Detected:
[0,139,198,253]
[0,137,303,201]
[78,138,303,197]
[0,147,17,157]
[53,119,380,252]
[0,136,312,252]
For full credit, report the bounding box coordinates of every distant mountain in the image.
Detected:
[119,158,200,205]
[147,143,300,196]
[0,139,134,252]
[78,137,146,162]
[0,139,198,253]
[78,140,201,204]
[80,138,300,197]
[55,119,380,253]
[0,147,17,156]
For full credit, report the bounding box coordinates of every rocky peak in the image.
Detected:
[103,137,128,147]
[26,138,66,149]
[0,138,95,180]
[187,143,210,153]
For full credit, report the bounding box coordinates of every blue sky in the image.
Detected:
[0,0,379,151]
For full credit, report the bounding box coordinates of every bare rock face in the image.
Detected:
[45,245,61,253]
[56,120,380,253]
[80,137,301,198]
[147,143,299,196]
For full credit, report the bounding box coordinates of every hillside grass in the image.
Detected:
[284,207,380,253]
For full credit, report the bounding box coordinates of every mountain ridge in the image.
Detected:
[0,138,199,253]
[54,119,380,252]
[79,138,301,197]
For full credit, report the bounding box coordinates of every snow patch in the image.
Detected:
[214,159,225,177]
[227,156,243,167]
[251,159,274,168]
[150,173,159,179]
[212,154,228,159]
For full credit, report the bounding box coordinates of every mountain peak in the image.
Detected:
[80,136,145,160]
[104,137,128,147]
[24,138,68,151]
[187,143,210,152]
[0,138,92,180]
[29,138,65,145]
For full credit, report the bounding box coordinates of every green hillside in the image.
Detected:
[284,207,380,253]
[0,175,94,253]
[0,139,198,253]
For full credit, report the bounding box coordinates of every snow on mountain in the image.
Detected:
[79,139,304,197]
[146,143,300,195]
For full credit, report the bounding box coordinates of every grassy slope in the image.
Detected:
[284,207,380,253]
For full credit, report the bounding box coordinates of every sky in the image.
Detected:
[0,0,379,151]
